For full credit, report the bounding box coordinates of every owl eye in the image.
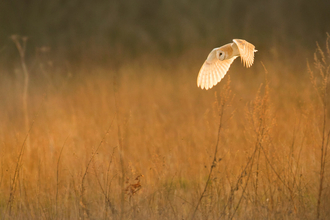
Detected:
[218,52,224,60]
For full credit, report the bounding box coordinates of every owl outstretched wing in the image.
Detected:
[233,39,256,68]
[197,56,238,90]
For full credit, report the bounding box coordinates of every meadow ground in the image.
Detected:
[0,36,330,219]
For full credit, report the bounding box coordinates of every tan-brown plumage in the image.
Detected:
[197,39,257,90]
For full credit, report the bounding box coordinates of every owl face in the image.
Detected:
[217,50,226,61]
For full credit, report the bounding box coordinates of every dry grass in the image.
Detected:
[0,36,330,220]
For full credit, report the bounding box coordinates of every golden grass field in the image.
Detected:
[0,35,330,219]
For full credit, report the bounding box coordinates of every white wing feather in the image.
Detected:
[197,56,238,90]
[233,39,256,68]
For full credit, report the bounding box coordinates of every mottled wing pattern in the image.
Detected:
[197,56,238,90]
[233,39,256,68]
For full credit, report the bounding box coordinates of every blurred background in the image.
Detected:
[1,1,330,219]
[1,0,329,67]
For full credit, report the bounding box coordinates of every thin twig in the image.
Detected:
[191,80,231,220]
[5,119,35,216]
[11,35,31,154]
[93,147,117,217]
[55,136,69,220]
[79,116,116,219]
[113,76,126,220]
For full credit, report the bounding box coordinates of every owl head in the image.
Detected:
[217,50,226,61]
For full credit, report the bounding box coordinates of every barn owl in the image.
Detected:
[197,39,257,90]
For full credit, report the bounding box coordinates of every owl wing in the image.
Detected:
[197,56,238,90]
[233,39,256,68]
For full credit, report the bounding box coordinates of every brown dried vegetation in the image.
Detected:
[0,35,330,219]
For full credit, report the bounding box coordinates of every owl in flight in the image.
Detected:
[197,39,257,90]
